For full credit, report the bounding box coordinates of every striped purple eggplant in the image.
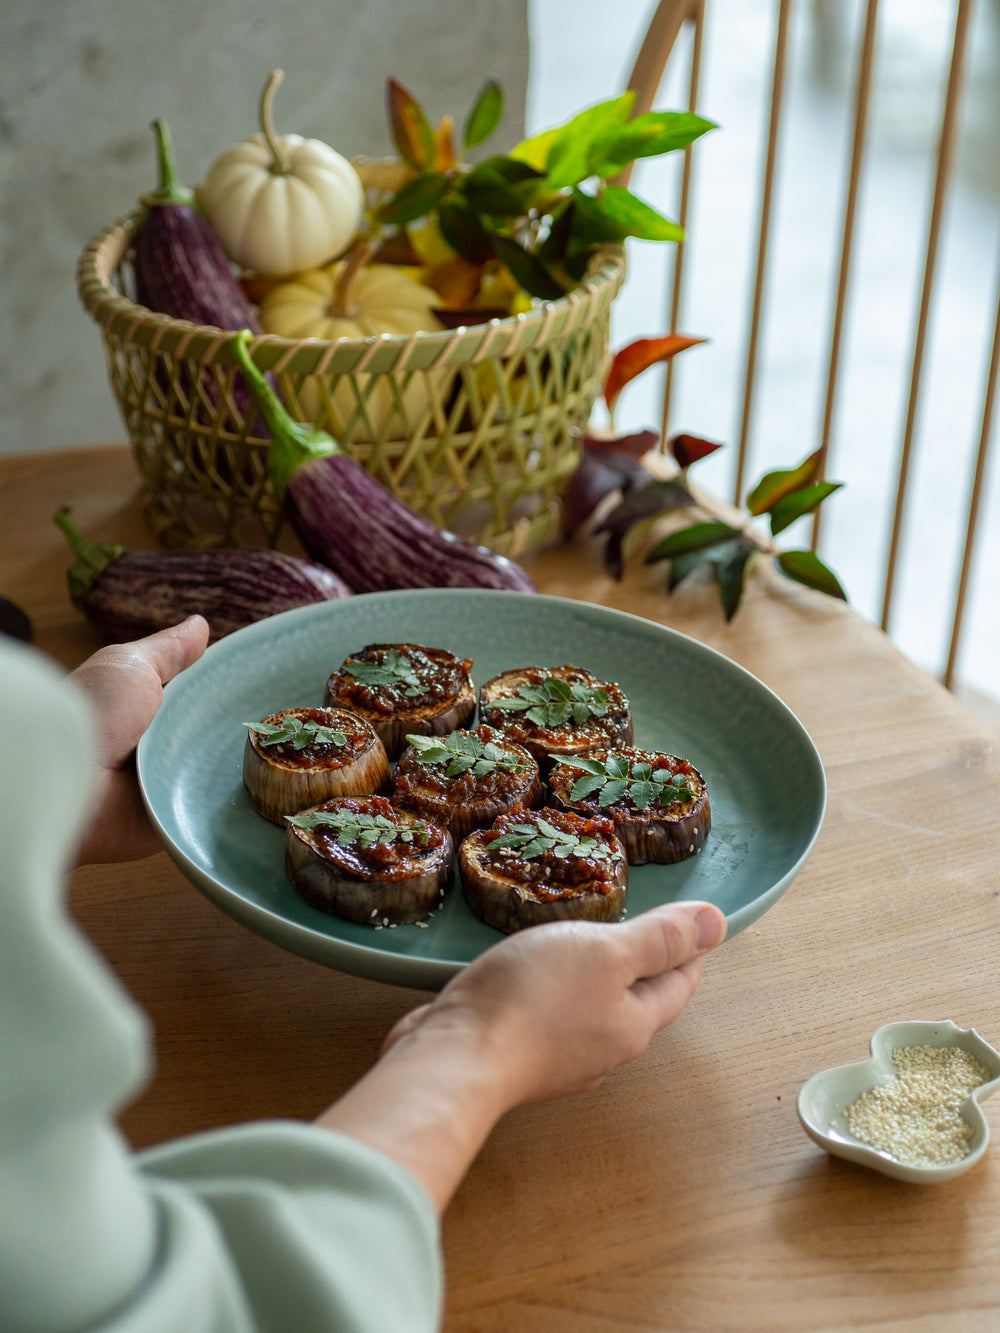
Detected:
[230,330,537,595]
[55,509,352,644]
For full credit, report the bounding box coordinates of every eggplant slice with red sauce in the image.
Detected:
[459,806,628,934]
[477,664,632,771]
[285,794,454,926]
[325,642,475,760]
[243,707,391,824]
[547,745,710,864]
[392,724,542,841]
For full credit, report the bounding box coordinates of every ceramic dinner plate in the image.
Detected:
[137,589,826,990]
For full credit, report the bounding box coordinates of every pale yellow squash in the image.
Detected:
[258,259,445,441]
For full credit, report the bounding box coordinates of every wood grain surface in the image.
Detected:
[3,444,999,1330]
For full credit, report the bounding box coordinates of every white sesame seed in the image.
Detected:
[843,1044,990,1167]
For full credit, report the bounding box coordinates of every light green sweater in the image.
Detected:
[0,637,442,1333]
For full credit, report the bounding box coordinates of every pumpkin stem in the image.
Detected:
[260,69,291,176]
[329,240,379,318]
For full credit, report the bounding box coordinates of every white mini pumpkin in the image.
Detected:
[258,254,446,441]
[199,70,364,276]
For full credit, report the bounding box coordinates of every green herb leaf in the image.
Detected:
[287,807,431,848]
[245,715,347,750]
[777,549,848,600]
[489,677,611,729]
[559,752,696,810]
[342,648,423,697]
[404,730,530,778]
[586,111,717,179]
[376,171,450,225]
[489,234,567,301]
[489,818,621,862]
[541,92,636,188]
[717,538,757,621]
[592,186,685,242]
[463,78,505,151]
[645,520,740,563]
[767,481,843,536]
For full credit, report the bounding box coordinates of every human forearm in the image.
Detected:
[314,1010,513,1213]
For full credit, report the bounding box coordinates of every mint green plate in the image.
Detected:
[137,590,826,990]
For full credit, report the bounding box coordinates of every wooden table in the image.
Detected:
[4,444,1000,1330]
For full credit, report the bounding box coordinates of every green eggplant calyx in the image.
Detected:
[141,119,195,208]
[230,329,342,499]
[54,507,125,604]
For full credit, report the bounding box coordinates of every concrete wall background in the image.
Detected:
[0,0,529,456]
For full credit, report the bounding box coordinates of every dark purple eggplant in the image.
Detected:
[134,119,261,335]
[229,330,537,595]
[132,120,266,445]
[55,507,352,644]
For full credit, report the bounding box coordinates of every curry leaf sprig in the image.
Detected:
[287,808,431,848]
[489,816,621,862]
[245,715,347,749]
[377,78,716,303]
[489,677,611,728]
[555,753,695,810]
[405,731,530,778]
[342,648,423,697]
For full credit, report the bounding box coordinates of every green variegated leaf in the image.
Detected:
[376,172,449,225]
[746,450,823,515]
[646,520,740,563]
[594,186,684,242]
[776,549,848,600]
[768,481,843,536]
[541,92,636,188]
[463,79,504,151]
[587,112,716,178]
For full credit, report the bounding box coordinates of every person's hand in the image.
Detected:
[69,616,210,864]
[320,900,726,1211]
[384,900,727,1107]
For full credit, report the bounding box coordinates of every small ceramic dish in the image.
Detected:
[798,1020,1000,1183]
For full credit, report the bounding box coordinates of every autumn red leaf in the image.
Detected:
[669,433,723,468]
[603,334,706,417]
[387,78,437,171]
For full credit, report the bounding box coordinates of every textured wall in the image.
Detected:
[0,0,529,455]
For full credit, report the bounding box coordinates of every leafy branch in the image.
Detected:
[554,753,695,810]
[287,808,431,848]
[405,730,531,779]
[488,677,611,728]
[245,715,347,750]
[489,816,622,862]
[375,79,715,307]
[564,336,848,620]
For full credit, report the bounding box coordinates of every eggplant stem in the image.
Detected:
[230,330,340,498]
[260,68,291,176]
[54,506,125,604]
[142,119,195,208]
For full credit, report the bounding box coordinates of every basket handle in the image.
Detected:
[618,0,704,186]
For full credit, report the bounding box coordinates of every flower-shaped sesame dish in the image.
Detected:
[797,1020,1000,1183]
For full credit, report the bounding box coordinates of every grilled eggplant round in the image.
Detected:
[392,725,542,841]
[547,745,711,864]
[459,806,628,934]
[325,642,475,759]
[243,707,390,824]
[285,794,454,926]
[478,664,632,771]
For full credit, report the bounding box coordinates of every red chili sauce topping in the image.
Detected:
[329,643,473,717]
[393,726,535,812]
[295,795,449,880]
[252,708,375,770]
[478,807,623,897]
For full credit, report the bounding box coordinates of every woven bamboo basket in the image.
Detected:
[76,208,626,557]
